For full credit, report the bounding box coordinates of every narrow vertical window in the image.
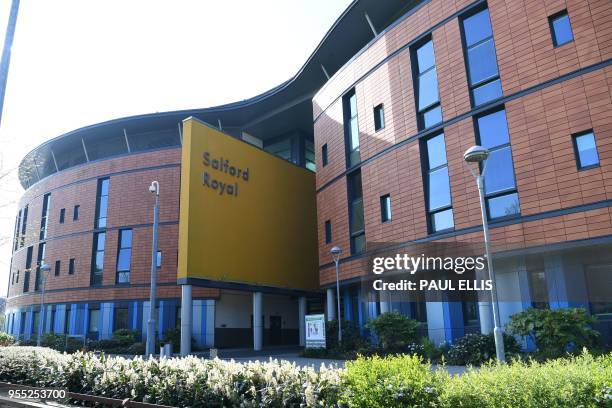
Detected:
[461,7,502,106]
[91,232,105,285]
[380,194,392,222]
[23,246,33,293]
[156,250,162,268]
[572,131,599,170]
[39,193,51,240]
[95,178,109,229]
[422,133,454,232]
[20,205,28,247]
[347,171,365,254]
[34,242,46,291]
[549,10,573,47]
[344,90,360,167]
[88,308,100,335]
[69,258,75,275]
[113,305,129,331]
[322,144,328,167]
[325,220,332,244]
[475,108,520,219]
[13,209,21,252]
[59,208,65,224]
[305,139,316,171]
[73,205,80,221]
[116,229,132,283]
[54,260,61,277]
[412,38,442,129]
[373,104,385,131]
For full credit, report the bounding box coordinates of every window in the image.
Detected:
[374,104,385,131]
[422,133,454,232]
[380,194,392,222]
[91,232,105,285]
[412,38,442,129]
[88,308,100,333]
[528,269,549,310]
[116,229,132,283]
[347,171,365,254]
[585,264,612,317]
[549,10,573,47]
[95,178,109,228]
[322,144,328,167]
[23,246,33,293]
[40,193,51,240]
[13,209,21,252]
[54,260,61,277]
[156,250,162,268]
[35,242,46,291]
[344,90,361,167]
[59,208,65,224]
[20,205,28,247]
[32,311,40,337]
[68,258,75,275]
[65,307,72,334]
[113,306,129,331]
[23,270,30,293]
[475,108,520,219]
[325,220,332,244]
[462,301,479,325]
[572,131,599,170]
[305,139,316,171]
[411,301,427,323]
[461,7,502,106]
[73,205,80,221]
[14,270,19,284]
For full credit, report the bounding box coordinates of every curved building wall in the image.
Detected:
[314,0,612,344]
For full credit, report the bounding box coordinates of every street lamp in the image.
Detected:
[464,145,505,362]
[330,246,342,344]
[37,262,51,347]
[146,181,160,357]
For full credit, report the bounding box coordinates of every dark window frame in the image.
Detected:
[571,130,600,171]
[94,178,109,229]
[324,220,332,244]
[116,228,132,284]
[548,9,574,48]
[380,194,392,223]
[90,232,105,285]
[373,103,385,131]
[39,193,51,240]
[421,132,455,234]
[473,105,521,221]
[459,5,503,108]
[68,258,75,275]
[54,260,61,277]
[411,36,443,130]
[343,89,361,168]
[59,208,65,224]
[73,205,80,221]
[347,170,365,254]
[322,143,328,167]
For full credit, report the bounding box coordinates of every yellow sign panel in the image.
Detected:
[178,118,319,291]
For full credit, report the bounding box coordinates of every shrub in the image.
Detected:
[507,307,599,359]
[445,333,521,366]
[439,351,612,407]
[0,332,15,347]
[325,319,365,352]
[420,337,447,363]
[340,354,443,407]
[111,329,139,345]
[366,312,419,353]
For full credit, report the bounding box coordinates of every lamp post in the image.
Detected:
[146,181,160,357]
[463,145,505,362]
[37,262,51,347]
[330,246,342,344]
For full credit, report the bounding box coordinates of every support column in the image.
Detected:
[181,285,192,356]
[298,296,306,347]
[326,288,335,321]
[253,292,263,351]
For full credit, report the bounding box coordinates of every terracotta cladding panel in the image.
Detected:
[316,178,350,267]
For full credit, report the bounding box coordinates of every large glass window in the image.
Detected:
[476,108,520,219]
[422,133,454,233]
[88,308,100,334]
[113,306,129,331]
[585,264,612,317]
[412,39,442,129]
[462,8,502,106]
[116,229,132,284]
[90,232,105,285]
[39,193,51,240]
[95,178,109,229]
[347,171,365,254]
[344,90,361,167]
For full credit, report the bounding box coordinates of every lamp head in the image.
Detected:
[330,246,342,262]
[149,181,159,195]
[39,262,51,273]
[463,145,489,163]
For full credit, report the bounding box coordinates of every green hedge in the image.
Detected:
[0,347,609,407]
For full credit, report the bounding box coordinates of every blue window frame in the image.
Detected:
[422,133,454,233]
[461,7,502,107]
[475,108,520,220]
[549,10,573,47]
[412,38,442,130]
[572,131,599,170]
